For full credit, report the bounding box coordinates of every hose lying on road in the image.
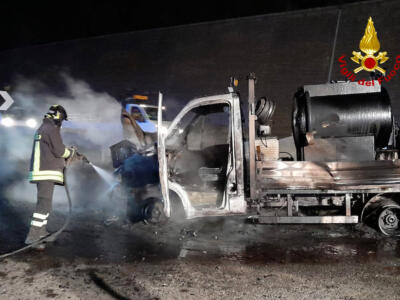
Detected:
[0,165,73,260]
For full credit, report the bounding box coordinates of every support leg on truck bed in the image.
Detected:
[249,193,359,224]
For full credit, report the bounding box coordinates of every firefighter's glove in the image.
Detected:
[65,146,78,165]
[68,147,77,160]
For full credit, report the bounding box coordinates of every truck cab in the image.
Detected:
[158,92,246,219]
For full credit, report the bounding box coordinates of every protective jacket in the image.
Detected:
[29,118,71,184]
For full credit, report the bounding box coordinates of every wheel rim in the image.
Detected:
[145,200,165,224]
[378,207,400,236]
[152,205,161,220]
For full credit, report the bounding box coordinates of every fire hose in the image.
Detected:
[0,151,89,259]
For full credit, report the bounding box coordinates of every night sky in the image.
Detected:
[1,0,366,51]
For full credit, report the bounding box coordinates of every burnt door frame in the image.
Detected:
[158,93,246,219]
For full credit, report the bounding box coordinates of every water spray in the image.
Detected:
[91,164,116,184]
[72,149,115,185]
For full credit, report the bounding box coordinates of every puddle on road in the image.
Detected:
[2,212,400,266]
[176,237,400,265]
[9,228,400,266]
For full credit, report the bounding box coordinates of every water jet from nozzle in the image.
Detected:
[91,164,116,185]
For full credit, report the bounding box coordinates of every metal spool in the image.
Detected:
[293,87,393,159]
[255,97,276,125]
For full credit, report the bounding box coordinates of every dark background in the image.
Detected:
[1,0,399,137]
[0,0,366,51]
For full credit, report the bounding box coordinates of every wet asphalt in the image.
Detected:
[1,162,399,299]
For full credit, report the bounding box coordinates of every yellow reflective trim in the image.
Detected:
[31,170,63,176]
[33,134,41,172]
[29,170,64,183]
[62,148,71,158]
[29,173,63,178]
[33,213,49,220]
[29,175,63,183]
[31,220,47,227]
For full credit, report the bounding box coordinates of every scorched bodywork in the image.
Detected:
[157,77,400,236]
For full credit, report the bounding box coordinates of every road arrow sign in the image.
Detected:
[0,91,14,111]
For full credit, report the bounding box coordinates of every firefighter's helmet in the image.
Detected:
[45,105,68,123]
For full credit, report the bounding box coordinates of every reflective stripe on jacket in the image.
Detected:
[29,118,70,184]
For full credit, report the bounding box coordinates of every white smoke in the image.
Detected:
[10,74,123,163]
[2,74,124,214]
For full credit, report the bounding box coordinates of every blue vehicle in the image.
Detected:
[124,103,157,133]
[61,100,164,165]
[122,93,167,132]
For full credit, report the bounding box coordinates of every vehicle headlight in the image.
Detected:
[25,118,37,128]
[1,117,15,127]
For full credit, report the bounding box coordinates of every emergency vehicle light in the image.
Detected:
[133,95,149,100]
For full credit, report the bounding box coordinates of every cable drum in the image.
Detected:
[256,97,276,125]
[293,87,393,150]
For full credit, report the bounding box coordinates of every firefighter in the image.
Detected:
[24,105,75,250]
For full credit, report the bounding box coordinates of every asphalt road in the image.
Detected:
[0,163,399,299]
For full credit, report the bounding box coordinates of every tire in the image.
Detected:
[362,196,400,237]
[143,198,167,224]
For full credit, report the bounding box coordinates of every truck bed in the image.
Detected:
[257,160,400,193]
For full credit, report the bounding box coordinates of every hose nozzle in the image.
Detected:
[72,150,90,164]
[81,155,90,164]
[77,152,90,164]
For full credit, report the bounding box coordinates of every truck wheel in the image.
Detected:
[362,196,400,237]
[378,206,400,236]
[143,198,167,224]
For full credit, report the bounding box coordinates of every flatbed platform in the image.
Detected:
[249,215,359,224]
[257,160,400,194]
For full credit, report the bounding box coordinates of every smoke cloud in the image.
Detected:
[9,73,123,163]
[1,74,125,217]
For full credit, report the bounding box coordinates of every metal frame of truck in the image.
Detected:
[157,76,400,236]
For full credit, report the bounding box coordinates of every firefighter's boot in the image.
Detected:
[24,226,47,245]
[31,242,46,251]
[25,225,48,251]
[42,231,57,242]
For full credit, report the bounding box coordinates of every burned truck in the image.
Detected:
[157,75,400,236]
